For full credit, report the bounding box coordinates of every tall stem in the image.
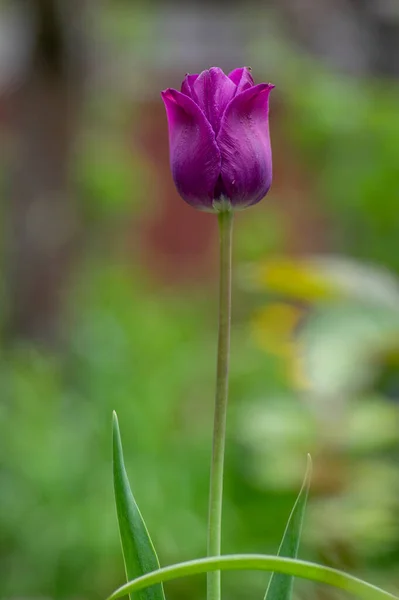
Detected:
[207,208,234,600]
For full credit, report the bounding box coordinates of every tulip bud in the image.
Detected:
[162,67,274,212]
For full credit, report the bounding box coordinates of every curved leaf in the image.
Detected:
[106,554,397,600]
[112,411,166,600]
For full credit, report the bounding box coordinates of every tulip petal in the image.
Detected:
[181,73,199,99]
[217,83,274,208]
[161,88,221,210]
[192,67,236,134]
[228,67,254,94]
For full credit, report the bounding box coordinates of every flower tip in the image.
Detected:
[161,88,180,106]
[259,82,275,98]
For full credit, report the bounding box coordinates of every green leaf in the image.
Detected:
[264,454,312,600]
[112,411,166,600]
[107,554,398,600]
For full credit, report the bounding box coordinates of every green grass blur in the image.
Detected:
[1,4,399,600]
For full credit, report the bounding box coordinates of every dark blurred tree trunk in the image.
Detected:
[4,0,84,347]
[365,0,399,77]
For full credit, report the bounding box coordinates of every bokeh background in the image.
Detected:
[1,1,399,599]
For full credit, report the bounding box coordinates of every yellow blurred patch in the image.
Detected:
[288,345,311,391]
[252,303,311,389]
[252,304,304,357]
[255,257,339,302]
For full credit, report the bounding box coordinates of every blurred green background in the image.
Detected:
[1,1,399,599]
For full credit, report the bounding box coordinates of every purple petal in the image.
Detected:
[228,67,254,94]
[161,88,221,210]
[192,67,236,134]
[181,73,199,99]
[217,83,275,208]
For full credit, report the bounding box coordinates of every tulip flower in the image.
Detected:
[162,67,274,211]
[162,66,275,600]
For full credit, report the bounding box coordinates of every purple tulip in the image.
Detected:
[161,67,274,211]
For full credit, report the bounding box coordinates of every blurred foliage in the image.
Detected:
[1,5,399,600]
[0,258,300,600]
[282,62,399,271]
[245,253,399,590]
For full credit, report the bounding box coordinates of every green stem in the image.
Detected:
[107,554,398,600]
[207,208,234,600]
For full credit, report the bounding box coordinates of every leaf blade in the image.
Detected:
[113,411,166,600]
[264,454,312,600]
[107,553,397,600]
